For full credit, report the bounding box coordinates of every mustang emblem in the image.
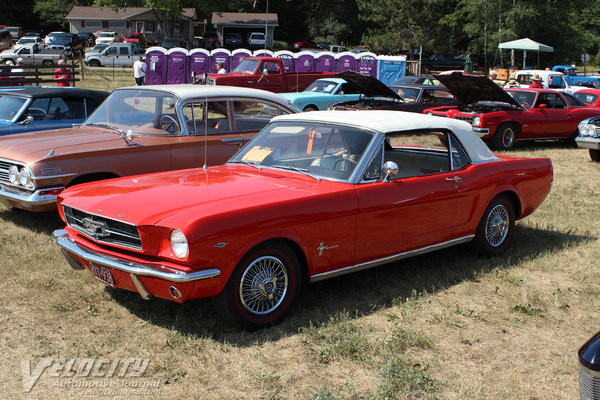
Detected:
[317,242,339,256]
[82,218,110,238]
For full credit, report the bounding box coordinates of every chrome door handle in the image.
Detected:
[446,176,462,183]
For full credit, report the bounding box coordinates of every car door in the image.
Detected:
[354,131,478,264]
[15,96,81,133]
[254,61,285,92]
[116,46,132,66]
[527,92,571,138]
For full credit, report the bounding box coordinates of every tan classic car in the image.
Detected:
[0,85,296,212]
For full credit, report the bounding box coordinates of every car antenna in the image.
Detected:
[203,96,208,169]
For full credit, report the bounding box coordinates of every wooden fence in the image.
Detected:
[0,61,80,87]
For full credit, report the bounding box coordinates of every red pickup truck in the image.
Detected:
[198,56,336,93]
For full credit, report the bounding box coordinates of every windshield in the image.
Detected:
[304,80,339,94]
[506,90,537,108]
[126,34,139,39]
[233,59,260,74]
[391,86,421,101]
[99,33,115,38]
[51,35,72,44]
[229,122,375,181]
[0,95,27,121]
[84,89,181,135]
[574,92,599,105]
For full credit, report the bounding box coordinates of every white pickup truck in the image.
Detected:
[514,69,588,94]
[84,43,144,67]
[0,44,65,66]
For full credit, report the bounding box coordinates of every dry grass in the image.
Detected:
[1,76,599,399]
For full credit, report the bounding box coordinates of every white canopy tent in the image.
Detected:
[498,38,554,68]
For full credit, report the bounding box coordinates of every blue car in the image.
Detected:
[0,87,109,136]
[551,65,600,88]
[280,77,362,112]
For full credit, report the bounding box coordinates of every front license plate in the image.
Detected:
[89,262,115,287]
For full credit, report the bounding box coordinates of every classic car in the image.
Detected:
[0,87,109,135]
[390,76,440,86]
[513,69,587,93]
[420,54,475,74]
[0,85,295,212]
[576,117,600,161]
[578,331,600,398]
[573,89,600,108]
[425,71,600,150]
[53,110,553,329]
[551,65,600,88]
[329,71,456,113]
[280,77,362,111]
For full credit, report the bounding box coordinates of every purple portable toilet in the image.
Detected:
[253,49,274,58]
[336,52,358,72]
[232,48,252,70]
[294,51,315,73]
[210,49,231,73]
[357,52,378,77]
[166,47,189,84]
[275,50,294,73]
[145,47,167,85]
[316,52,336,72]
[189,48,210,81]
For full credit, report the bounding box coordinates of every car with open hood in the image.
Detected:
[280,76,362,111]
[0,85,295,212]
[328,71,456,113]
[53,110,553,329]
[424,71,600,150]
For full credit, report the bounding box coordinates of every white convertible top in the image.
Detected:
[271,110,499,163]
[115,84,292,108]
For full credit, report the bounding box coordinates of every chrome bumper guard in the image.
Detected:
[0,184,64,208]
[472,127,489,138]
[576,137,600,150]
[53,229,220,299]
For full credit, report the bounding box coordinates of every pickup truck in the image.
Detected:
[198,57,336,93]
[0,44,65,66]
[551,65,600,88]
[85,42,144,67]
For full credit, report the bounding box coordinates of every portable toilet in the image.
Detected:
[275,50,294,73]
[166,47,189,84]
[253,49,274,58]
[336,52,357,73]
[145,47,167,85]
[231,48,253,70]
[376,55,407,84]
[316,52,336,72]
[294,51,315,72]
[357,52,378,77]
[189,48,210,81]
[210,48,232,73]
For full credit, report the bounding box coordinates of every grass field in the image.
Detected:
[1,74,599,399]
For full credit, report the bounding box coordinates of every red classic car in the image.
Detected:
[54,110,553,329]
[574,89,600,108]
[425,71,600,149]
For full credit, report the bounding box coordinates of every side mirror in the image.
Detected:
[538,103,547,109]
[382,161,399,182]
[262,68,268,76]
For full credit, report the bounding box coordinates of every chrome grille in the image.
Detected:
[63,206,142,250]
[580,366,600,400]
[0,160,16,182]
[453,115,475,124]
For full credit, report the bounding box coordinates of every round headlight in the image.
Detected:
[472,116,481,127]
[170,229,188,259]
[8,165,19,184]
[18,167,34,190]
[580,124,594,137]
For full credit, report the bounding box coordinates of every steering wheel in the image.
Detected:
[333,157,357,171]
[160,115,180,133]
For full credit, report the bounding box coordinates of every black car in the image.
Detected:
[224,32,243,49]
[161,38,186,50]
[390,75,440,86]
[328,71,457,113]
[47,33,85,57]
[77,32,95,47]
[420,54,476,74]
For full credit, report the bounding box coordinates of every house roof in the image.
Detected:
[211,12,278,26]
[66,6,196,21]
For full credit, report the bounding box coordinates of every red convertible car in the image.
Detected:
[425,71,600,149]
[53,111,553,329]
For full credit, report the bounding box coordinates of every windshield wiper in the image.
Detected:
[84,122,127,134]
[228,160,262,170]
[271,164,320,181]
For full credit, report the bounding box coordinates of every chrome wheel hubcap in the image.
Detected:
[239,255,288,315]
[502,128,515,148]
[485,204,509,247]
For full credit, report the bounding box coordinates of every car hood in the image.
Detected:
[337,71,403,100]
[0,126,127,165]
[434,71,522,107]
[59,165,343,227]
[280,92,331,100]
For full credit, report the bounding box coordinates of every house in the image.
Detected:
[66,6,198,45]
[211,12,278,48]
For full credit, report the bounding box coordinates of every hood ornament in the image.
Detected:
[121,130,137,146]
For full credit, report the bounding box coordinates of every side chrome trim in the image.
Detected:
[53,229,221,283]
[309,235,475,282]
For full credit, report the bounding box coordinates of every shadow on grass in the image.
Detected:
[106,224,592,346]
[0,208,63,234]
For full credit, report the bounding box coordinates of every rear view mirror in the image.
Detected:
[382,161,399,182]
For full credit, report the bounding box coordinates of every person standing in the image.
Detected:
[217,62,226,74]
[53,59,72,87]
[133,56,146,85]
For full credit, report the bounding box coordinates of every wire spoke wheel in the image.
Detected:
[485,204,509,247]
[239,255,288,315]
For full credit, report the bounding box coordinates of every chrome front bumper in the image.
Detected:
[0,184,63,209]
[473,127,489,138]
[576,137,600,150]
[53,229,221,299]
